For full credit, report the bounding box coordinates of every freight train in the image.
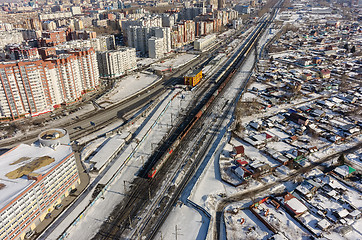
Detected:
[147,15,274,179]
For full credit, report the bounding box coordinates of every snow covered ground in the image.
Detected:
[48,86,199,239]
[151,53,198,71]
[224,206,273,240]
[96,72,160,108]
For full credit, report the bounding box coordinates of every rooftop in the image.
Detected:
[0,143,73,211]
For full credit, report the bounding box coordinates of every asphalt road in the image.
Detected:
[0,42,224,150]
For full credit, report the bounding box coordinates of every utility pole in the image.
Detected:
[148,186,151,200]
[128,215,132,228]
[173,225,183,240]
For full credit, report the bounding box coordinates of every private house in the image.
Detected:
[288,112,309,126]
[295,180,321,200]
[320,69,331,79]
[232,145,245,158]
[333,165,356,179]
[283,192,308,217]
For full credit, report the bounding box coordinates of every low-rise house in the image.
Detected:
[249,121,264,131]
[310,109,326,118]
[244,132,275,147]
[312,57,323,65]
[233,145,245,158]
[284,148,306,162]
[333,165,356,179]
[301,73,313,81]
[334,209,349,219]
[288,112,309,126]
[348,209,362,220]
[295,179,321,200]
[283,192,308,217]
[326,134,344,143]
[298,105,312,113]
[232,165,252,180]
[320,69,331,79]
[316,219,331,230]
[250,162,272,176]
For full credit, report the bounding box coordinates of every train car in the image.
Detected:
[184,69,202,87]
[148,146,178,178]
[147,13,275,179]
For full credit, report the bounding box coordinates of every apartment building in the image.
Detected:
[0,129,80,240]
[97,47,136,78]
[148,37,164,59]
[56,35,115,52]
[127,26,171,56]
[0,30,24,49]
[0,48,99,120]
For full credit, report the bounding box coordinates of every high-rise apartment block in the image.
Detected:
[56,35,115,52]
[0,48,99,120]
[0,129,80,240]
[97,47,136,78]
[0,30,24,49]
[171,20,195,49]
[127,26,171,57]
[148,37,164,59]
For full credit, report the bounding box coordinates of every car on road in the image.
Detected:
[25,230,34,239]
[55,204,63,210]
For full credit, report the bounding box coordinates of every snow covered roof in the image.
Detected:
[333,165,356,177]
[337,209,349,218]
[89,135,125,171]
[0,143,73,210]
[317,219,331,229]
[285,197,308,215]
[235,167,245,178]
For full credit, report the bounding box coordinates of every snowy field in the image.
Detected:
[151,53,198,71]
[224,206,273,240]
[96,72,160,108]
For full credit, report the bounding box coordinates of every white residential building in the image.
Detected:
[97,47,137,78]
[194,34,216,51]
[56,35,115,52]
[0,129,80,240]
[127,26,171,56]
[148,37,164,59]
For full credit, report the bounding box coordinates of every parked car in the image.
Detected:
[55,204,63,210]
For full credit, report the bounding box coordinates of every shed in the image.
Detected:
[339,225,353,236]
[233,145,245,156]
[316,219,331,230]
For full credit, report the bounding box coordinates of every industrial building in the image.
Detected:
[0,129,80,240]
[194,34,216,51]
[184,69,202,87]
[97,47,137,78]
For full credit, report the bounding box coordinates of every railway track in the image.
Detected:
[91,11,275,240]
